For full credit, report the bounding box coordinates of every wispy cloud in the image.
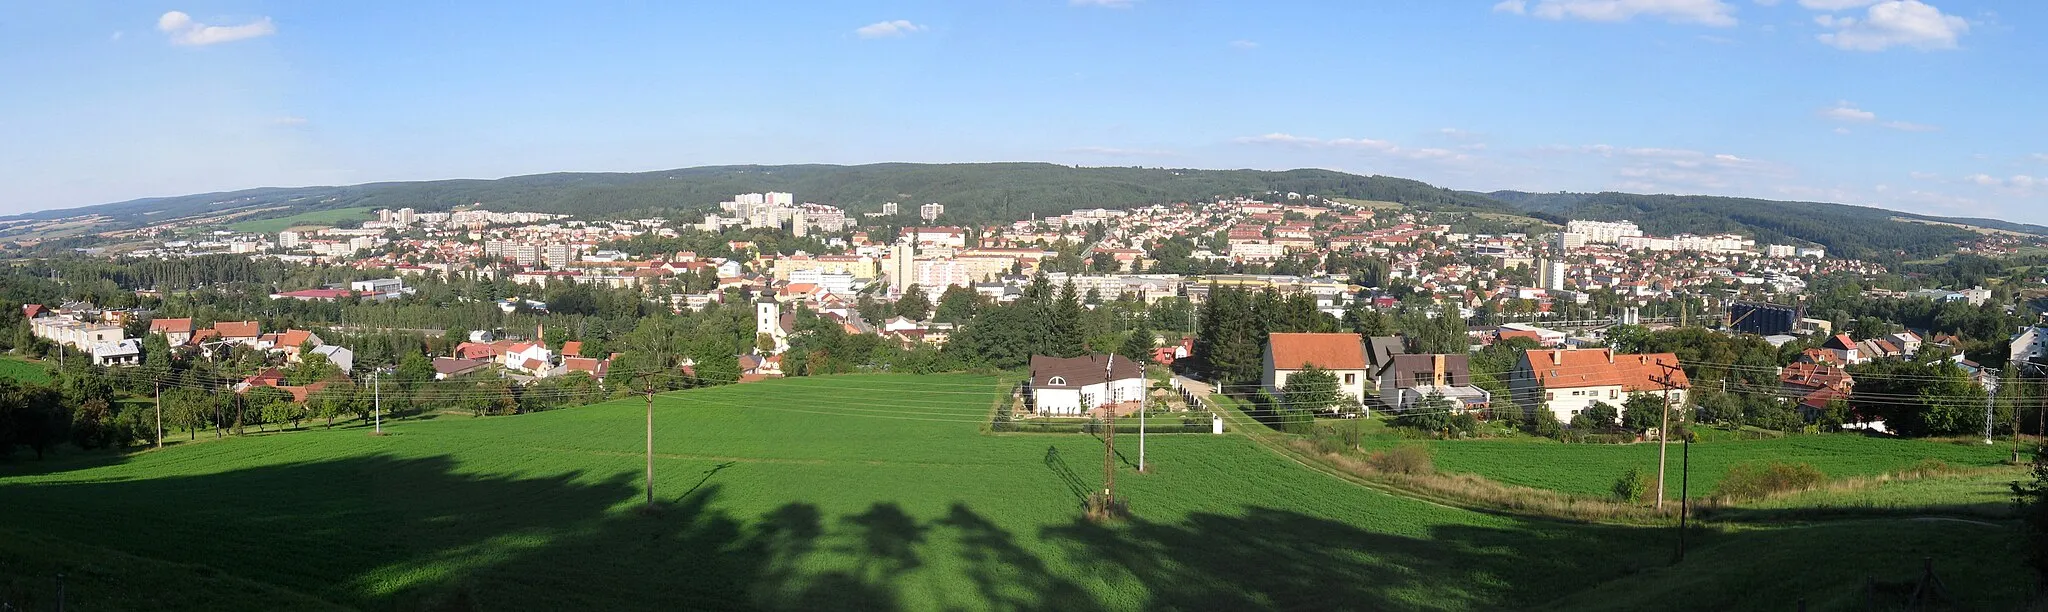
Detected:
[1071,0,1138,7]
[1819,101,1876,122]
[1492,0,1739,27]
[855,19,926,39]
[1812,0,1967,51]
[1228,40,1259,50]
[272,116,309,127]
[157,10,276,46]
[1881,120,1938,132]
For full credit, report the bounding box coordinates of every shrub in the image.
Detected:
[2012,443,2047,583]
[1612,467,1647,503]
[1713,461,1825,500]
[1367,444,1434,475]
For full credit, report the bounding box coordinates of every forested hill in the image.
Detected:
[9,163,1506,228]
[1483,191,2048,261]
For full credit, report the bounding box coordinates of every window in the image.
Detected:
[1344,373,1357,385]
[1609,390,1617,400]
[1047,376,1066,386]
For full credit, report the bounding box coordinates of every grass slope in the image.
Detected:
[1,374,2031,610]
[1418,435,2014,497]
[0,374,1682,611]
[227,206,376,233]
[0,357,51,383]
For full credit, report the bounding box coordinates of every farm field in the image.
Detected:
[0,357,51,383]
[1,374,2033,610]
[227,206,376,233]
[1413,434,2017,498]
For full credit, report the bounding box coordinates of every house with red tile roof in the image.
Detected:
[1262,332,1371,407]
[149,318,194,346]
[1510,348,1688,425]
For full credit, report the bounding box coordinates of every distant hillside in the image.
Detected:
[8,163,1508,230]
[1482,191,2047,261]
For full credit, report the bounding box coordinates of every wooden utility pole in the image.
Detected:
[153,382,163,449]
[1653,361,1683,510]
[645,378,655,507]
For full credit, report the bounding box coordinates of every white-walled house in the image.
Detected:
[1510,348,1689,424]
[1262,333,1371,408]
[1027,354,1145,416]
[502,342,554,378]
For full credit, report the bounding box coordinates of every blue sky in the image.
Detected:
[3,1,2044,224]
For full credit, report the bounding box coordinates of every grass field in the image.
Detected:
[1,374,2036,610]
[1414,435,2016,498]
[227,207,376,233]
[0,357,51,383]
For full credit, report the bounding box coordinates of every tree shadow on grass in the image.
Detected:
[11,450,1986,611]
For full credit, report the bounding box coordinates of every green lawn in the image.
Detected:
[1414,434,2017,498]
[0,356,51,383]
[227,207,376,233]
[0,374,2033,610]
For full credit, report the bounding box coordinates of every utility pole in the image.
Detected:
[1653,361,1683,510]
[373,371,382,434]
[154,382,163,449]
[645,378,655,507]
[1677,435,1691,562]
[1102,355,1118,505]
[1984,368,1998,446]
[1138,379,1147,473]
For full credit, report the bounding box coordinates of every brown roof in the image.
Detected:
[1029,354,1144,389]
[278,329,316,348]
[1267,333,1368,371]
[214,321,261,338]
[1380,354,1474,389]
[560,341,583,358]
[150,318,193,333]
[432,357,493,376]
[1520,349,1690,392]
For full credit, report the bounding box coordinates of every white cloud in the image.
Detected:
[1550,143,1787,190]
[1228,40,1259,50]
[157,10,276,46]
[1964,173,2043,195]
[1882,120,1938,132]
[273,116,309,127]
[1494,0,1739,26]
[110,31,124,41]
[1754,0,1781,6]
[1819,101,1876,122]
[855,20,925,39]
[1814,1,1966,51]
[2032,153,2048,164]
[1908,171,1938,180]
[1798,0,1879,9]
[1833,127,1853,134]
[1071,0,1138,7]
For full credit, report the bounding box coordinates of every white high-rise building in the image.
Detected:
[1564,220,1643,244]
[278,231,303,249]
[766,192,795,206]
[1556,232,1587,251]
[1539,259,1567,291]
[881,202,900,216]
[920,202,945,222]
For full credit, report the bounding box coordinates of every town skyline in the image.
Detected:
[3,1,2044,223]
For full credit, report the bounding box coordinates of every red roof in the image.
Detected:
[150,318,194,333]
[1521,349,1690,392]
[278,329,315,348]
[214,321,261,338]
[560,341,583,358]
[1267,333,1368,371]
[22,304,46,319]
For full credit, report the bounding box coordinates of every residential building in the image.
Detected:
[1026,354,1145,416]
[1510,349,1688,424]
[1262,332,1371,407]
[920,202,945,221]
[1377,353,1492,413]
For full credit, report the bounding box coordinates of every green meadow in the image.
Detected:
[227,207,377,233]
[1,374,2035,610]
[1416,435,2016,497]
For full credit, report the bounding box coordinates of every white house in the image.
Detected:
[1510,348,1689,424]
[1027,354,1145,416]
[502,341,554,378]
[1262,332,1371,407]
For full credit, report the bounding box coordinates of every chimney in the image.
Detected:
[1433,354,1446,387]
[1607,350,1615,365]
[1550,350,1562,366]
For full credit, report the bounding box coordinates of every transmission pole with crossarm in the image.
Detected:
[1653,361,1684,510]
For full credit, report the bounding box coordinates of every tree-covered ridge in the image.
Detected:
[1484,190,2044,261]
[11,164,1511,230]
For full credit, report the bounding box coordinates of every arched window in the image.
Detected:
[1047,376,1067,386]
